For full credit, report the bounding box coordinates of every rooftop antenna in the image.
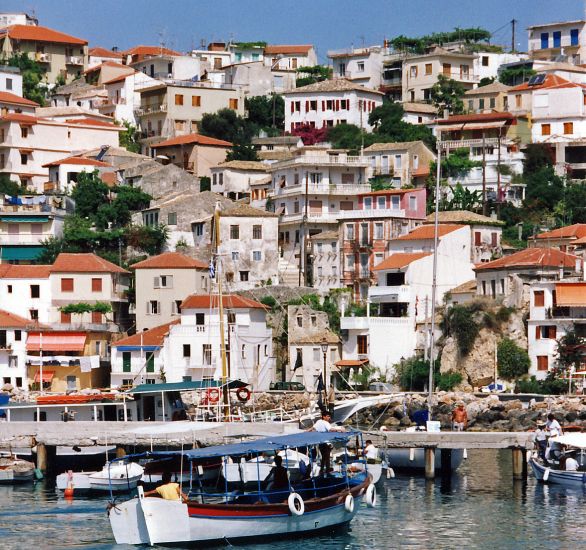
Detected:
[511,19,518,53]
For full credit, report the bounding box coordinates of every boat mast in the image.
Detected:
[214,201,230,420]
[427,133,442,416]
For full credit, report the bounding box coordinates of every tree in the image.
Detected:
[199,176,211,192]
[478,77,496,87]
[119,121,141,153]
[245,94,284,131]
[499,67,536,87]
[497,338,530,380]
[295,65,332,87]
[71,171,110,220]
[5,53,48,105]
[556,327,586,374]
[226,143,259,161]
[560,183,586,224]
[368,101,435,148]
[443,184,483,211]
[0,174,22,196]
[438,148,482,179]
[430,74,465,115]
[326,123,365,150]
[441,305,479,355]
[523,144,554,175]
[199,108,256,145]
[291,124,328,145]
[390,27,492,55]
[394,356,440,392]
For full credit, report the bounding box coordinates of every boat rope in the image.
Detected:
[106,498,120,516]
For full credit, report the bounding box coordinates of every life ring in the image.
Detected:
[365,484,376,507]
[288,492,304,516]
[236,387,251,402]
[344,493,354,513]
[207,388,220,403]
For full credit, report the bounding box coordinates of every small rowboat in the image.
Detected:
[56,461,144,493]
[0,454,35,484]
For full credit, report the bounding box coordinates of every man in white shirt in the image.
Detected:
[363,440,378,463]
[565,454,579,471]
[310,412,343,474]
[546,413,563,437]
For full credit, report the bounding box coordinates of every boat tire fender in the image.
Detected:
[344,494,354,513]
[288,492,304,516]
[365,483,377,507]
[207,388,220,403]
[236,387,251,402]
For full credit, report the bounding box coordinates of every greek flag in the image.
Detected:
[209,259,215,279]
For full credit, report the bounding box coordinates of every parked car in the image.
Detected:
[368,382,394,393]
[269,381,306,391]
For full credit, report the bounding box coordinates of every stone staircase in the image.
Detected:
[278,257,302,287]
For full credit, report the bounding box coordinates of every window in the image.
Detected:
[20,153,28,165]
[364,197,372,210]
[553,31,561,48]
[122,351,131,372]
[241,344,246,359]
[346,224,355,240]
[410,65,418,78]
[60,311,71,323]
[339,63,346,76]
[7,285,12,294]
[175,94,184,105]
[571,28,579,46]
[252,250,262,261]
[21,126,28,138]
[491,232,498,247]
[160,275,173,288]
[475,231,482,246]
[61,278,74,292]
[468,99,474,111]
[239,271,249,282]
[564,122,574,135]
[460,65,469,79]
[183,344,191,358]
[231,251,239,261]
[534,290,545,307]
[357,335,368,355]
[425,63,432,75]
[91,278,102,292]
[317,266,323,277]
[219,173,223,185]
[540,32,549,49]
[91,311,102,324]
[313,348,320,361]
[203,344,212,365]
[230,225,239,239]
[172,300,182,315]
[482,56,489,67]
[309,100,318,111]
[537,355,548,371]
[409,195,417,210]
[515,94,522,108]
[146,352,154,372]
[195,313,205,327]
[30,309,38,321]
[332,265,337,276]
[229,98,239,109]
[6,78,12,90]
[14,330,21,341]
[377,196,386,209]
[541,124,551,136]
[194,223,204,236]
[346,254,354,269]
[294,201,300,213]
[148,300,160,314]
[297,316,303,328]
[311,315,317,327]
[536,326,557,339]
[252,225,262,239]
[442,63,451,76]
[479,98,485,110]
[192,95,201,107]
[30,284,40,298]
[375,223,383,239]
[167,212,177,225]
[356,61,365,72]
[489,97,496,109]
[309,172,322,184]
[391,196,400,210]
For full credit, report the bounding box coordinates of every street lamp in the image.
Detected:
[320,337,328,408]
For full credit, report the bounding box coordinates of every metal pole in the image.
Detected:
[482,131,487,216]
[39,331,43,395]
[323,349,327,407]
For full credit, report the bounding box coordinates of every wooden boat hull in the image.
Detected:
[530,458,586,488]
[110,480,368,545]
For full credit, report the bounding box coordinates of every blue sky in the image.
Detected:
[4,0,583,62]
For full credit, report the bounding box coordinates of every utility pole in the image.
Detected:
[511,19,518,53]
[482,131,487,216]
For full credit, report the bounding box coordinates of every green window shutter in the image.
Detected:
[146,352,155,372]
[122,352,131,373]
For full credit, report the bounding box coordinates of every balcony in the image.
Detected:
[1,234,50,245]
[369,285,411,303]
[135,103,167,116]
[50,322,120,332]
[275,155,370,169]
[441,70,478,83]
[66,56,84,65]
[337,208,406,219]
[34,52,51,63]
[272,182,371,197]
[280,211,340,224]
[341,315,413,330]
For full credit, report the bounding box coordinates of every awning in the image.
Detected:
[0,216,49,223]
[436,124,465,132]
[126,380,248,394]
[27,332,87,352]
[335,359,369,367]
[33,370,55,383]
[555,283,586,307]
[0,246,44,261]
[116,345,161,352]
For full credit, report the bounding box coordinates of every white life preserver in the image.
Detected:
[543,467,550,482]
[344,493,354,513]
[365,483,377,507]
[288,492,304,516]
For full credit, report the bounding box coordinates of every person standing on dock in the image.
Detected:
[452,404,468,431]
[546,413,563,437]
[310,412,344,474]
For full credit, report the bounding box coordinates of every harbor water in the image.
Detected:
[0,449,585,549]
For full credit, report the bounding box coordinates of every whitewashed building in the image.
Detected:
[328,46,384,90]
[0,309,31,389]
[528,20,586,65]
[210,160,270,201]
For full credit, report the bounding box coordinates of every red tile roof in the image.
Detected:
[509,74,581,92]
[534,224,586,240]
[395,224,465,241]
[0,113,40,124]
[0,91,39,107]
[474,247,581,271]
[264,45,313,55]
[84,61,128,73]
[89,47,123,58]
[123,45,181,57]
[113,320,179,348]
[0,309,35,328]
[65,118,120,129]
[0,25,87,45]
[51,253,128,274]
[151,133,232,148]
[103,72,135,85]
[42,156,111,168]
[373,252,431,271]
[437,112,515,124]
[181,294,266,310]
[0,265,51,279]
[132,252,208,270]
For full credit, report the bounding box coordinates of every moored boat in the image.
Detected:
[56,461,144,493]
[0,454,36,484]
[529,433,586,488]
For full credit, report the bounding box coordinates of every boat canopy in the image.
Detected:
[550,433,586,449]
[126,380,248,394]
[120,431,358,461]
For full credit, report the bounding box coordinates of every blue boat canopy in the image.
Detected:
[132,431,358,461]
[126,380,248,394]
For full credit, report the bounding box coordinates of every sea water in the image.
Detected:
[0,449,585,549]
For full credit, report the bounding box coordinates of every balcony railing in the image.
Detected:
[135,103,167,116]
[274,155,370,169]
[34,52,51,63]
[272,182,371,197]
[369,285,411,302]
[66,56,84,65]
[50,322,120,332]
[341,315,413,330]
[337,208,406,219]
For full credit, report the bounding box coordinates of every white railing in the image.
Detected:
[66,56,83,65]
[369,285,411,301]
[275,155,370,168]
[34,52,51,63]
[341,315,414,330]
[273,182,371,196]
[282,211,340,223]
[337,208,406,219]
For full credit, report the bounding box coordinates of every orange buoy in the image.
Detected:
[64,486,74,498]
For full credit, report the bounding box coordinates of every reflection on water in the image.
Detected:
[0,450,584,549]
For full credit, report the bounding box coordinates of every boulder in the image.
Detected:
[504,400,523,411]
[383,417,400,428]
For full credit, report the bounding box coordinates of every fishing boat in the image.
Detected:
[0,453,36,484]
[108,431,377,546]
[56,461,144,493]
[529,433,586,487]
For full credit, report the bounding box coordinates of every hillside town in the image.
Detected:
[2,11,586,404]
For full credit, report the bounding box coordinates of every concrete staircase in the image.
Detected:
[278,257,302,287]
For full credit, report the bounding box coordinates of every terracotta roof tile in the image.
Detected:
[123,45,181,57]
[264,45,313,55]
[424,210,504,226]
[51,253,128,274]
[449,279,477,294]
[103,72,135,85]
[0,91,39,107]
[0,113,40,124]
[131,252,207,270]
[373,252,431,271]
[395,224,466,241]
[0,309,35,328]
[509,74,577,92]
[42,156,111,168]
[0,265,51,279]
[89,47,123,58]
[84,61,128,73]
[474,247,581,271]
[65,118,120,129]
[535,223,586,240]
[181,294,266,310]
[113,320,179,348]
[221,203,278,218]
[151,133,232,148]
[1,25,87,45]
[437,112,515,124]
[216,160,268,171]
[285,78,384,96]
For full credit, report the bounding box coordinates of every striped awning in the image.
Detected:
[34,370,55,383]
[27,332,86,352]
[0,216,49,223]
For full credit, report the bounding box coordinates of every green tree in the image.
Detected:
[199,108,256,145]
[326,123,365,150]
[5,53,48,105]
[560,183,586,224]
[441,305,479,355]
[556,327,586,373]
[71,171,110,220]
[478,76,496,87]
[498,67,536,87]
[438,148,482,179]
[226,143,259,161]
[497,338,530,380]
[443,183,483,211]
[295,65,332,87]
[199,176,211,192]
[390,27,492,55]
[0,174,22,195]
[368,101,435,148]
[430,74,465,115]
[245,94,284,131]
[119,121,141,153]
[394,356,440,392]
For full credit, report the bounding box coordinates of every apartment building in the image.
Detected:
[0,112,120,192]
[465,82,512,114]
[122,45,181,65]
[283,79,384,133]
[130,54,200,81]
[528,280,586,378]
[528,224,586,255]
[0,309,34,389]
[0,65,23,97]
[0,13,38,28]
[363,141,436,187]
[528,20,586,65]
[310,230,341,292]
[0,24,87,84]
[88,46,123,68]
[401,102,437,125]
[328,46,384,90]
[135,81,244,155]
[111,294,274,391]
[210,160,270,200]
[43,155,114,193]
[264,45,317,71]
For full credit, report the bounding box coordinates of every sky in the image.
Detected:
[3,0,584,62]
